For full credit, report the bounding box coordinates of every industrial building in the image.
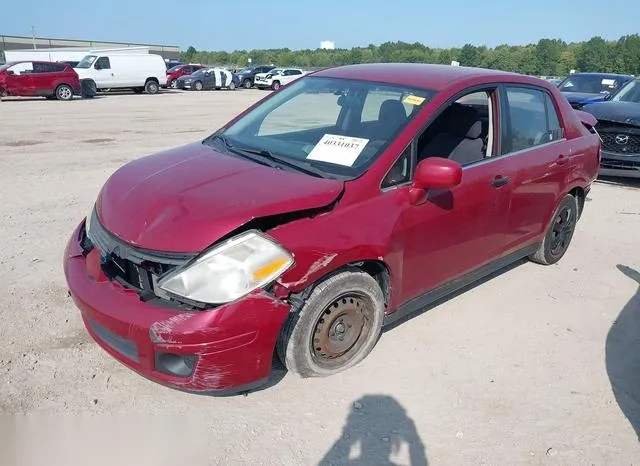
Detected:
[0,35,180,61]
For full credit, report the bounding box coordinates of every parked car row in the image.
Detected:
[1,53,169,100]
[172,64,308,91]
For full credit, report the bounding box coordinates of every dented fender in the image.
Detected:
[268,190,408,310]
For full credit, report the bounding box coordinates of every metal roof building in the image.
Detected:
[0,35,180,60]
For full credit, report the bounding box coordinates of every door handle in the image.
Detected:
[556,154,569,165]
[492,175,510,188]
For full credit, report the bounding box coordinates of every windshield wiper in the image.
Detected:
[209,135,328,178]
[234,146,328,178]
[209,134,277,168]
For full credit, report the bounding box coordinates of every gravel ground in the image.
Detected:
[1,89,639,466]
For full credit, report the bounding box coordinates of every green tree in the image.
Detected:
[184,34,640,75]
[182,46,197,62]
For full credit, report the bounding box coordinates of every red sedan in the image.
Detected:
[64,63,601,395]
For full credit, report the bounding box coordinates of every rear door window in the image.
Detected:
[502,87,564,153]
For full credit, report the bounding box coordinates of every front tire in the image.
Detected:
[55,84,73,101]
[229,81,236,90]
[243,79,252,89]
[529,194,578,265]
[277,269,384,378]
[144,80,159,94]
[271,80,281,90]
[194,80,203,91]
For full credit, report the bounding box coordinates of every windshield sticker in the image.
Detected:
[601,79,616,86]
[306,134,369,166]
[403,95,425,106]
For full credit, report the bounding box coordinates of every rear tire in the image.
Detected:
[144,80,159,94]
[276,269,384,378]
[529,194,578,265]
[55,84,73,101]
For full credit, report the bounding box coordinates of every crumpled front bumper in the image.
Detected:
[63,221,291,395]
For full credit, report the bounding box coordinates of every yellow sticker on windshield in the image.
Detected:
[403,95,425,106]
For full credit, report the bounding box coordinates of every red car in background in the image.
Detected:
[64,63,601,395]
[0,61,81,100]
[165,64,206,88]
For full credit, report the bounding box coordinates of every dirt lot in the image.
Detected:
[1,90,639,466]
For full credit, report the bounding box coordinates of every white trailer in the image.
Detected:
[3,46,149,64]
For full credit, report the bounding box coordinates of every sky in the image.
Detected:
[2,0,639,52]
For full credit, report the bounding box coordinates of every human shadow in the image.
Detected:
[605,264,640,440]
[318,395,428,466]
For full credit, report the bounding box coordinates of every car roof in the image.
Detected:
[311,63,527,91]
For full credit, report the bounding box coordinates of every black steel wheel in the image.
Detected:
[277,269,384,378]
[529,194,578,265]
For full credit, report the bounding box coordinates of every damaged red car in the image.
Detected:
[64,63,601,395]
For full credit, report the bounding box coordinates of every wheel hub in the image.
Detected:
[313,296,366,360]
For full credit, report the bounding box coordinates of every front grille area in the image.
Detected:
[596,121,640,155]
[82,209,198,308]
[601,159,640,170]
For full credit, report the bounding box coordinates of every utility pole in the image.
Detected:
[31,26,36,49]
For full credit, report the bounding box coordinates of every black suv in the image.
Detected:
[236,65,276,89]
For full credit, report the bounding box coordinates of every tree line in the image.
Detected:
[181,34,640,77]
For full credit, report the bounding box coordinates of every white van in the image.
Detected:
[74,53,167,94]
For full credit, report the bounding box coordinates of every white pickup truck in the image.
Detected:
[254,68,306,90]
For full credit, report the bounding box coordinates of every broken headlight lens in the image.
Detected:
[157,231,294,305]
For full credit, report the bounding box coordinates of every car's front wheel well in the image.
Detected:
[569,186,586,219]
[349,260,391,307]
[284,259,391,312]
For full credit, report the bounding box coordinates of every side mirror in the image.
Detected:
[410,157,462,204]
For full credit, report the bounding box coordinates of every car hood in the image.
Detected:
[96,142,344,252]
[582,101,640,126]
[562,92,608,104]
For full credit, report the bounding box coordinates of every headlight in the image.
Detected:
[158,231,294,305]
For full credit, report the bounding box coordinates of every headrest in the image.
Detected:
[439,103,482,139]
[378,99,407,124]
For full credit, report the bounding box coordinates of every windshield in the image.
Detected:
[76,55,97,69]
[612,80,640,103]
[559,75,626,94]
[210,76,435,178]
